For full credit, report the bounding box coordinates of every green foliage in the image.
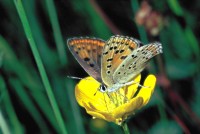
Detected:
[0,76,24,134]
[167,0,184,16]
[70,0,112,39]
[191,75,200,117]
[148,120,182,134]
[160,19,199,79]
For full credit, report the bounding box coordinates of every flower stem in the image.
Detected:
[122,122,130,134]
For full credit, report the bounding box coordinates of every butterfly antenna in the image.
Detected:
[67,76,97,84]
[67,76,83,80]
[136,83,150,89]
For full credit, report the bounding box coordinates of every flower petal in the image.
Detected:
[112,97,143,119]
[125,74,141,99]
[75,77,100,106]
[75,77,116,111]
[74,74,156,125]
[83,102,116,122]
[137,74,156,106]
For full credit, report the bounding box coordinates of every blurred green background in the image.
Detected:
[0,0,200,133]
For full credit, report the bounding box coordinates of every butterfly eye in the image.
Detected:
[99,84,107,93]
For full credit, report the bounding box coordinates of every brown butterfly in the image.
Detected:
[67,35,162,92]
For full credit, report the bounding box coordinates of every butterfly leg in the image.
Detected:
[104,92,110,112]
[123,80,150,88]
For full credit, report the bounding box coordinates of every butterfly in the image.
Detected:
[67,35,162,93]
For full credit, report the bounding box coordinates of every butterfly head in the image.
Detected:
[98,83,128,93]
[98,84,107,93]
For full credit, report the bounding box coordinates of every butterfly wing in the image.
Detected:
[113,42,162,83]
[101,35,142,86]
[67,37,105,82]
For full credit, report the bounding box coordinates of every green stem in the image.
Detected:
[122,122,130,134]
[131,0,148,43]
[13,0,67,134]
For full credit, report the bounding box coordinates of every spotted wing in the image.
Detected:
[101,35,142,86]
[113,42,163,84]
[67,37,105,82]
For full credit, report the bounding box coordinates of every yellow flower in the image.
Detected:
[75,74,156,125]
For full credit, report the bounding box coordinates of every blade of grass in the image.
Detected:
[0,35,60,133]
[0,52,3,68]
[0,76,24,134]
[70,0,111,38]
[9,78,50,134]
[22,1,69,119]
[13,0,67,133]
[0,110,11,134]
[0,77,11,134]
[65,80,86,134]
[45,0,67,65]
[184,27,200,56]
[131,0,148,43]
[89,0,121,34]
[20,3,74,131]
[22,0,59,70]
[167,0,183,16]
[184,27,200,69]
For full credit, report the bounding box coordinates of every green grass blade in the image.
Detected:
[184,27,200,64]
[0,110,11,134]
[70,0,111,38]
[167,0,183,16]
[45,0,67,65]
[0,76,24,134]
[13,0,67,133]
[9,78,50,134]
[22,0,60,70]
[65,80,86,134]
[0,35,60,133]
[131,0,148,43]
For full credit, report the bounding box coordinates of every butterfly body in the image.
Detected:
[67,35,162,93]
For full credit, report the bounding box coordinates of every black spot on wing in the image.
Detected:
[115,50,119,54]
[107,58,113,62]
[107,65,112,68]
[129,46,134,50]
[89,63,94,67]
[132,55,137,59]
[103,51,108,55]
[120,50,125,53]
[109,47,113,50]
[120,55,127,60]
[84,57,90,61]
